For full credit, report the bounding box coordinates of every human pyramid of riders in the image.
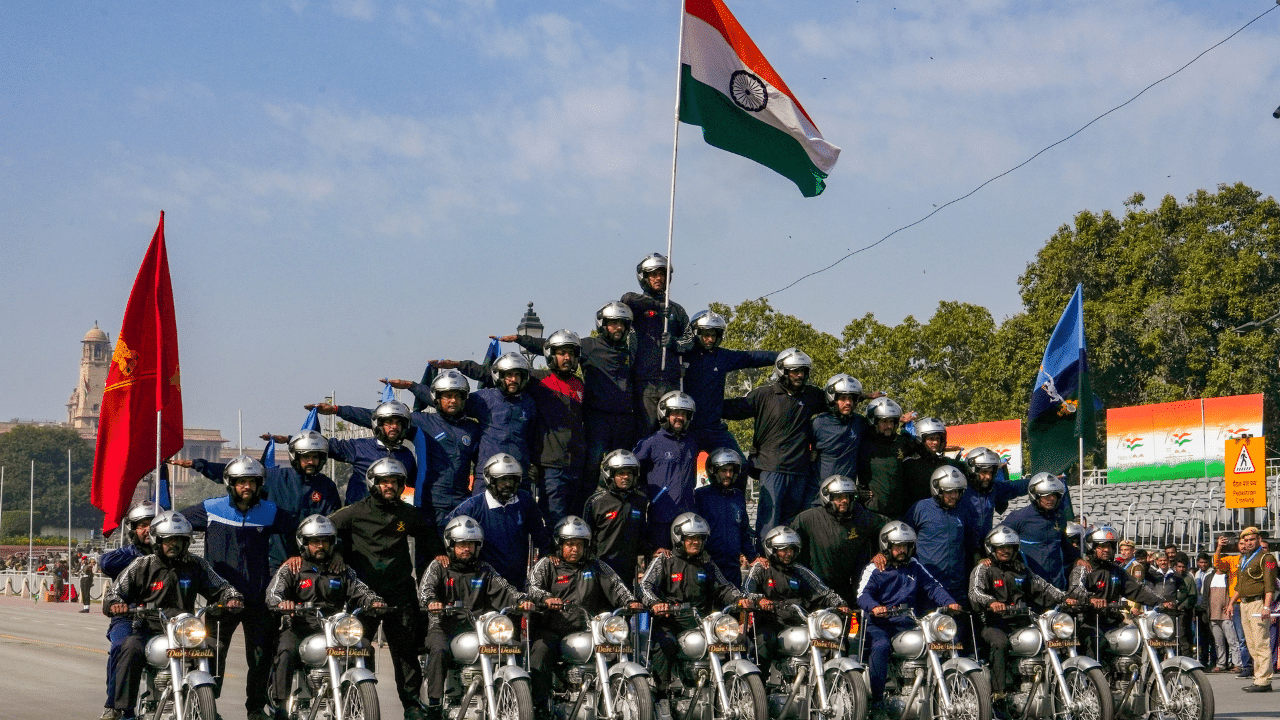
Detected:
[95,254,1232,720]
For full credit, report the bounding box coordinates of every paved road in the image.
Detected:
[3,595,1279,719]
[0,596,402,720]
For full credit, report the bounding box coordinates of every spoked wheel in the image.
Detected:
[931,669,991,720]
[1144,667,1213,720]
[722,673,768,720]
[494,677,536,720]
[181,686,218,720]
[1058,667,1113,720]
[606,675,655,720]
[821,669,868,720]
[341,681,381,720]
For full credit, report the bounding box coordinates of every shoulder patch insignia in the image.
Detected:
[299,578,313,590]
[994,579,1004,588]
[671,573,683,582]
[150,580,164,592]
[311,491,322,503]
[396,521,406,532]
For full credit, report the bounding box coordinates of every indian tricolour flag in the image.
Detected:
[680,0,840,197]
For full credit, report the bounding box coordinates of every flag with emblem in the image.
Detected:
[91,212,184,536]
[679,0,840,197]
[1027,284,1098,474]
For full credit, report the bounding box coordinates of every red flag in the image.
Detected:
[91,212,184,535]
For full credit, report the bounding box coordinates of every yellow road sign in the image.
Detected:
[1224,437,1266,509]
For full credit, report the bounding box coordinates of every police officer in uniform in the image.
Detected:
[1227,526,1276,692]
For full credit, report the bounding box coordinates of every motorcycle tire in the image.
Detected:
[1144,667,1213,720]
[341,680,381,720]
[1059,666,1113,720]
[607,675,655,720]
[493,677,536,720]
[821,669,868,720]
[722,673,768,720]
[182,686,218,720]
[932,668,991,720]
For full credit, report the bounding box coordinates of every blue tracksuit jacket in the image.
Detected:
[180,495,296,602]
[904,497,981,600]
[812,411,873,481]
[1003,503,1078,589]
[445,490,552,589]
[694,484,756,586]
[326,433,418,505]
[856,557,957,613]
[411,382,538,473]
[683,347,776,433]
[634,428,699,548]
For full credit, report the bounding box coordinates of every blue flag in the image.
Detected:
[260,437,277,468]
[1028,284,1097,474]
[382,382,396,403]
[156,465,172,510]
[301,408,320,432]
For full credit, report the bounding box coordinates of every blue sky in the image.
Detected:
[2,0,1278,445]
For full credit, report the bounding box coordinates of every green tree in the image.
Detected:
[0,426,100,530]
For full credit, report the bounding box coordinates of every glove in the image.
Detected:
[660,332,674,349]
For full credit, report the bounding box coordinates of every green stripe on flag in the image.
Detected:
[679,65,828,197]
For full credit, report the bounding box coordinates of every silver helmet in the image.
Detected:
[915,417,946,440]
[670,512,712,547]
[1028,472,1066,501]
[288,430,329,460]
[658,391,696,431]
[690,310,728,347]
[1085,525,1120,551]
[372,400,412,446]
[762,526,802,563]
[482,453,523,486]
[929,465,968,497]
[965,448,1002,475]
[985,526,1021,558]
[544,329,582,367]
[123,500,159,541]
[149,511,194,546]
[595,301,634,332]
[878,520,918,554]
[819,475,858,509]
[223,455,266,491]
[599,449,640,490]
[775,348,813,372]
[823,374,865,407]
[364,457,408,491]
[1065,522,1086,541]
[490,352,532,393]
[296,514,338,556]
[553,516,593,546]
[636,253,671,290]
[704,447,743,481]
[443,515,485,551]
[866,397,903,421]
[431,369,471,411]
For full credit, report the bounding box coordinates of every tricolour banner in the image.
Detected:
[1106,394,1263,483]
[947,419,1023,480]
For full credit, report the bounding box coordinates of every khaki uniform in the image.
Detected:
[1234,548,1278,686]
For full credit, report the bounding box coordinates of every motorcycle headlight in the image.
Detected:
[813,611,843,641]
[174,616,207,649]
[1048,612,1076,640]
[928,614,958,642]
[1152,613,1175,640]
[712,614,741,643]
[334,615,364,647]
[602,615,630,645]
[485,615,516,645]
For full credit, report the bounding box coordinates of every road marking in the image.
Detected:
[0,632,106,655]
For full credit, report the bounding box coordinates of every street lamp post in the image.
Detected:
[516,302,543,365]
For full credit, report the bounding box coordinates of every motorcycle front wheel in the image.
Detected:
[721,673,768,720]
[1144,667,1213,720]
[607,675,655,720]
[181,686,218,720]
[1058,667,1112,720]
[341,680,381,720]
[493,677,535,720]
[931,669,991,720]
[821,669,868,720]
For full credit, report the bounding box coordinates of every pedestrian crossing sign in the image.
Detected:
[1224,437,1266,509]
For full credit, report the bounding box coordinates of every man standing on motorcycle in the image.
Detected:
[856,521,961,714]
[419,515,536,720]
[526,516,646,715]
[265,515,387,718]
[969,526,1070,714]
[1067,525,1172,659]
[103,512,245,718]
[640,513,757,714]
[743,526,850,676]
[791,475,890,609]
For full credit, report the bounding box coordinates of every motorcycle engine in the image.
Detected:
[779,656,807,681]
[1016,658,1043,676]
[563,665,588,689]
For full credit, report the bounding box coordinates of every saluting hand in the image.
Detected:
[169,459,194,469]
[492,335,518,344]
[381,378,416,389]
[305,403,339,415]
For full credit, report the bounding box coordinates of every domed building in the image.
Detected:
[65,322,112,436]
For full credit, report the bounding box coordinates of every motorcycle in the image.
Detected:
[543,604,654,720]
[129,605,222,720]
[990,605,1111,720]
[272,603,381,720]
[656,603,768,720]
[877,605,991,720]
[426,605,536,720]
[1085,604,1213,720]
[756,603,867,720]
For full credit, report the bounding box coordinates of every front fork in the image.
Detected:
[1142,639,1173,705]
[926,650,951,710]
[708,652,735,717]
[168,656,188,720]
[480,654,500,717]
[1039,621,1073,707]
[327,654,347,720]
[809,648,831,715]
[596,653,618,719]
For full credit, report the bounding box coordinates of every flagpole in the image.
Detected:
[28,461,35,579]
[67,449,72,565]
[238,410,243,454]
[155,408,163,509]
[659,0,688,376]
[1078,435,1086,519]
